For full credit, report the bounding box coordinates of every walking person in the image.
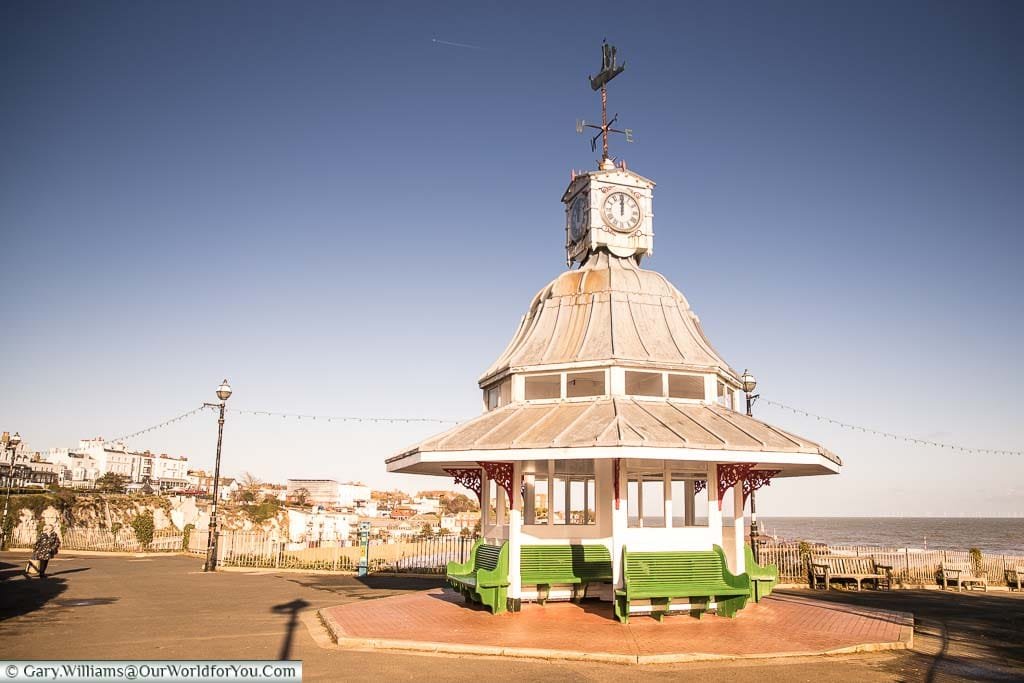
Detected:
[26,524,60,578]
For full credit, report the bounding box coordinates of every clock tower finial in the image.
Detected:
[576,40,633,164]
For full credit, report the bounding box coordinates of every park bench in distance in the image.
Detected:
[744,544,778,602]
[520,544,612,604]
[445,540,510,614]
[1006,565,1024,592]
[939,559,988,592]
[810,555,893,591]
[614,545,751,623]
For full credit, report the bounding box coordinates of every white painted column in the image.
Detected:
[707,464,723,549]
[508,462,523,601]
[663,461,673,529]
[610,460,628,588]
[481,470,491,538]
[496,484,507,529]
[732,486,746,574]
[684,480,696,526]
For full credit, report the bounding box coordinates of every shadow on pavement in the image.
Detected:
[0,572,69,622]
[271,598,310,660]
[47,567,91,578]
[777,588,1024,681]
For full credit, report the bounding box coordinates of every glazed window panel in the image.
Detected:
[532,476,549,524]
[626,475,642,528]
[625,370,664,397]
[668,373,705,400]
[524,374,561,400]
[566,370,605,398]
[486,386,500,410]
[717,381,732,409]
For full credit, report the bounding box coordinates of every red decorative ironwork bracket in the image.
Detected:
[478,461,515,510]
[613,458,621,510]
[444,468,482,504]
[694,479,707,494]
[741,469,781,505]
[716,463,756,510]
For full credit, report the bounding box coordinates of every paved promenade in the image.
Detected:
[320,587,911,662]
[2,552,1022,681]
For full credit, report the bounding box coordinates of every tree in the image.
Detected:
[443,493,478,515]
[291,487,310,507]
[419,523,434,539]
[131,511,155,547]
[238,472,263,503]
[95,473,128,493]
[460,526,472,538]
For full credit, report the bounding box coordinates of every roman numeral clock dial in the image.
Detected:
[601,192,641,233]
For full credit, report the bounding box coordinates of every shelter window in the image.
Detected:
[627,467,665,528]
[670,474,708,527]
[566,370,605,398]
[486,386,500,411]
[530,460,595,526]
[625,370,664,397]
[716,381,732,409]
[524,374,560,400]
[668,373,705,400]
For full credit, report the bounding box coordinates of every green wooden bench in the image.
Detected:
[445,540,509,614]
[744,544,778,602]
[615,545,751,623]
[520,544,613,604]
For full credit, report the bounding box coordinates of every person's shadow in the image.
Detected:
[0,562,70,622]
[271,598,310,660]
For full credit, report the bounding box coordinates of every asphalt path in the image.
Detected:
[2,552,1022,682]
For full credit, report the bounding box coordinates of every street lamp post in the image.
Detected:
[740,370,761,561]
[203,380,232,572]
[1,432,23,550]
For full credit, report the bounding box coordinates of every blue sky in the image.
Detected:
[2,1,1021,515]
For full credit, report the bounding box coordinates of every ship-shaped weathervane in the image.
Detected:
[576,40,634,161]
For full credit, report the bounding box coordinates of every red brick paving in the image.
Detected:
[320,588,912,659]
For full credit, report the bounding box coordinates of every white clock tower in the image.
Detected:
[563,159,655,266]
[564,40,655,267]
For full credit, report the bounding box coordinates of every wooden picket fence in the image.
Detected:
[758,543,1024,586]
[11,525,1021,585]
[11,526,185,553]
[193,530,475,573]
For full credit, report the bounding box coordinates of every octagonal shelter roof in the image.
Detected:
[479,251,739,387]
[387,398,840,477]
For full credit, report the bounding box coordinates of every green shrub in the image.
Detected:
[969,548,983,573]
[182,523,195,550]
[131,511,155,547]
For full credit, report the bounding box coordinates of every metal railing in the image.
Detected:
[758,543,1024,586]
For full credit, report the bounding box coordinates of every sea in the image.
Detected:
[756,517,1024,556]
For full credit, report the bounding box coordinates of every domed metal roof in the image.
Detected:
[479,251,739,386]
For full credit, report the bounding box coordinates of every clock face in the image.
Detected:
[568,193,589,242]
[601,192,642,233]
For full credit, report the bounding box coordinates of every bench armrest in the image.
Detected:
[941,568,961,577]
[713,545,751,592]
[446,540,480,576]
[875,563,893,572]
[810,562,829,573]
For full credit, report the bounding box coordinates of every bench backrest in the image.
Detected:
[520,545,612,579]
[812,555,877,574]
[624,548,727,589]
[474,543,503,572]
[942,560,977,574]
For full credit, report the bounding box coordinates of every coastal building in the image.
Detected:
[286,479,341,507]
[45,438,191,489]
[386,58,841,608]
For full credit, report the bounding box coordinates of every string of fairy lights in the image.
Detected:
[761,399,1022,456]
[103,398,1021,457]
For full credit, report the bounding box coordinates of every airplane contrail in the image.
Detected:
[432,37,483,50]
